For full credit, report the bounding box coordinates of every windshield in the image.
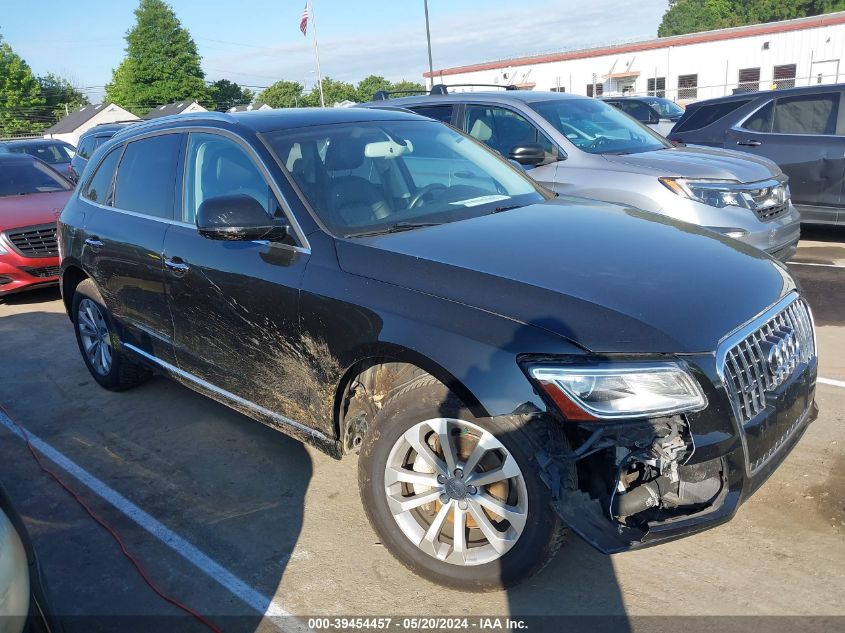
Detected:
[0,158,72,197]
[531,99,670,155]
[264,120,546,237]
[640,97,685,118]
[9,142,74,164]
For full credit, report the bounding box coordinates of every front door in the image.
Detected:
[726,90,845,223]
[462,103,560,188]
[163,130,310,417]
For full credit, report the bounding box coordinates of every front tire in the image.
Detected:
[72,278,150,391]
[358,378,568,591]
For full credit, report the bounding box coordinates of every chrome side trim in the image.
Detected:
[123,343,330,443]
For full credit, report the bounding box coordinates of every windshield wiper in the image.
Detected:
[490,204,522,214]
[346,221,442,238]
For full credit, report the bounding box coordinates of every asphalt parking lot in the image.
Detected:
[1,227,844,633]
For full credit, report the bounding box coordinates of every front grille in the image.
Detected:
[721,298,814,423]
[5,224,58,258]
[744,180,790,222]
[21,265,60,278]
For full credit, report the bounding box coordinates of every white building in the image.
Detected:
[228,103,272,112]
[42,103,139,147]
[423,12,845,104]
[144,100,207,119]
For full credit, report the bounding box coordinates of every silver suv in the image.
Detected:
[362,88,801,261]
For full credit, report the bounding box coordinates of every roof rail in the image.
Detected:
[110,111,232,141]
[429,83,521,95]
[373,88,429,101]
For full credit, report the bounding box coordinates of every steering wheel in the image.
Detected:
[586,135,613,152]
[409,183,448,209]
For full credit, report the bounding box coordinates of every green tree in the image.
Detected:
[0,34,45,135]
[37,74,89,123]
[105,0,208,115]
[301,77,358,107]
[257,80,305,108]
[208,79,254,111]
[658,0,845,37]
[355,75,392,102]
[387,79,426,96]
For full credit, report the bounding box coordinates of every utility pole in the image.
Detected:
[424,0,434,88]
[309,0,325,107]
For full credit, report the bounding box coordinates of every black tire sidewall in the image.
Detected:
[359,383,560,591]
[71,279,126,389]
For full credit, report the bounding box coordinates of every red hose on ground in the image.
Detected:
[0,401,223,633]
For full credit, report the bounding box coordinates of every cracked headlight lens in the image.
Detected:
[530,362,706,421]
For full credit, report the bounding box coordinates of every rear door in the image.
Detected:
[80,132,183,364]
[726,89,845,223]
[163,130,309,416]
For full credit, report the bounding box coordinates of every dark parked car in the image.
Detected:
[668,84,845,225]
[0,139,76,180]
[601,96,682,136]
[59,109,817,590]
[68,122,137,183]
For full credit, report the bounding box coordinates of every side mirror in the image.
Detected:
[508,143,546,167]
[196,194,288,241]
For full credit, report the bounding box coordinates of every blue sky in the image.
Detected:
[1,0,669,100]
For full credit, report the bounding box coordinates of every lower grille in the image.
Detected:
[21,266,61,278]
[720,297,815,423]
[754,202,788,221]
[5,224,58,258]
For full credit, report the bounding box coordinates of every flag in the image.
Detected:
[300,4,309,36]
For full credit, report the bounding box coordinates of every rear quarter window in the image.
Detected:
[673,99,751,134]
[408,104,454,123]
[82,146,123,206]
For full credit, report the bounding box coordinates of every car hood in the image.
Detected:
[0,191,70,233]
[335,200,795,354]
[602,145,781,182]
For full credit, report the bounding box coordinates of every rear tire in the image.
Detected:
[358,378,569,591]
[72,278,150,391]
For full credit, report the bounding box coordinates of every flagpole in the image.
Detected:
[309,0,325,107]
[424,0,434,89]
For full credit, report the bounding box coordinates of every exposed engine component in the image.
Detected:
[602,416,724,525]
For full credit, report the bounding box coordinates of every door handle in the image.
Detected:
[164,256,190,274]
[736,139,762,147]
[84,236,104,248]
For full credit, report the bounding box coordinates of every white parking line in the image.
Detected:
[819,377,845,389]
[789,261,845,269]
[0,411,305,631]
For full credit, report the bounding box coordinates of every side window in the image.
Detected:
[673,99,751,133]
[76,136,95,160]
[743,101,773,132]
[113,134,181,219]
[771,93,839,135]
[408,105,454,123]
[465,105,558,165]
[619,101,655,122]
[82,146,123,205]
[185,132,278,225]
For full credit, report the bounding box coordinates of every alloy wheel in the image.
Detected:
[384,418,528,566]
[77,298,113,376]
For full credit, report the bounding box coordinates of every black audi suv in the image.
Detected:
[58,108,817,590]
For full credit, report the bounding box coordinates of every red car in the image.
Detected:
[0,154,72,299]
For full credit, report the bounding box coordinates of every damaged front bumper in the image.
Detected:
[542,354,818,555]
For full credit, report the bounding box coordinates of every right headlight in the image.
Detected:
[529,362,707,421]
[0,509,30,630]
[659,177,790,212]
